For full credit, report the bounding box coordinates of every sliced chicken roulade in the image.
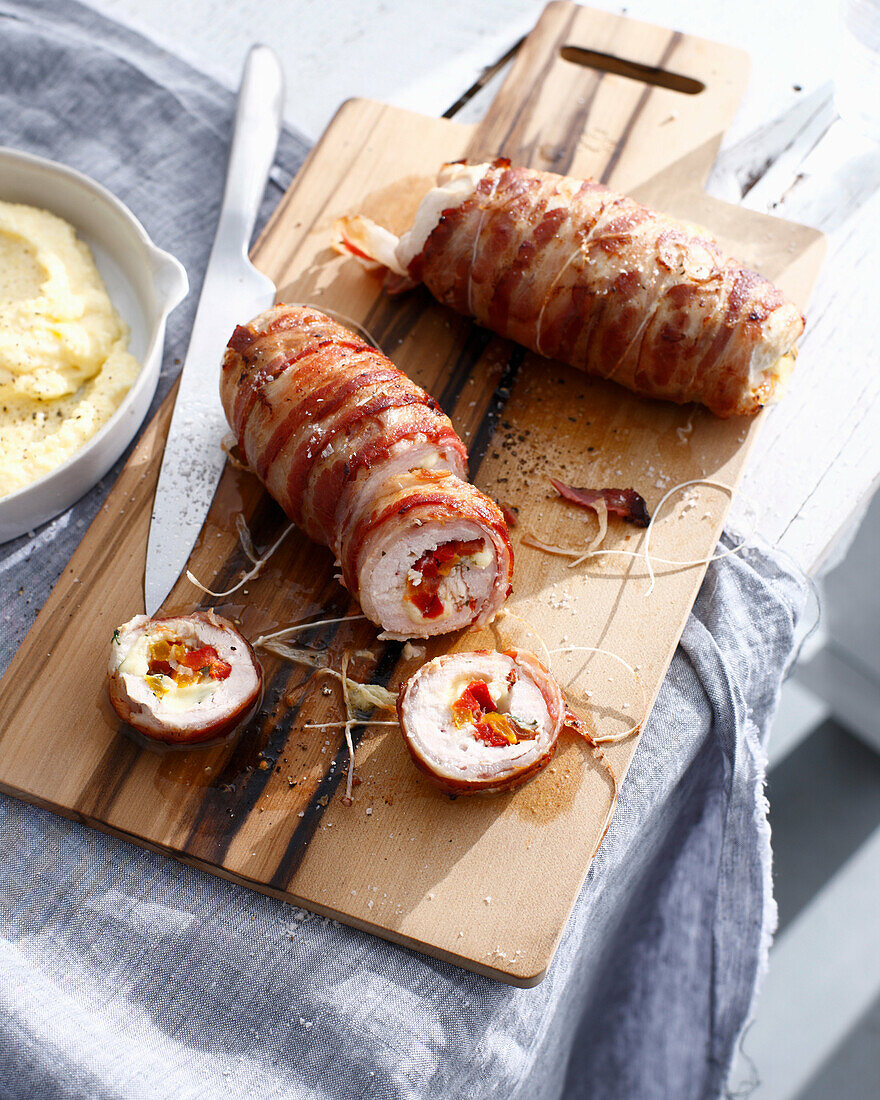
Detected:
[220,305,513,639]
[108,611,262,744]
[396,648,566,793]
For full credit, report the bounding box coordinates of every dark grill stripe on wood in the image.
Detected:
[600,33,682,186]
[466,346,525,475]
[269,640,404,890]
[182,587,355,863]
[474,5,579,162]
[75,734,142,821]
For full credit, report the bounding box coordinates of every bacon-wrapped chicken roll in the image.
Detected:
[108,611,262,744]
[220,305,513,639]
[336,159,805,418]
[397,648,566,793]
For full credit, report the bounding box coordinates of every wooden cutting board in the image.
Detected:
[0,3,824,985]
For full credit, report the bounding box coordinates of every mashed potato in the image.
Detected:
[0,200,141,498]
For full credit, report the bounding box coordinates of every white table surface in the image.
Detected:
[85,0,880,575]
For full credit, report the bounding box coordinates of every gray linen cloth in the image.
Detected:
[0,3,807,1097]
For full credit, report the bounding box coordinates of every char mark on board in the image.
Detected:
[268,639,404,889]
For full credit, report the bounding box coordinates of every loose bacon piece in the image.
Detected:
[220,305,513,639]
[549,478,651,528]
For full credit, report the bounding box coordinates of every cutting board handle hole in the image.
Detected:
[559,46,705,95]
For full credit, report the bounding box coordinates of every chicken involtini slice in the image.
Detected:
[108,611,262,744]
[396,648,566,793]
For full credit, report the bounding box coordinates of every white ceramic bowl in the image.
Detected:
[0,147,188,543]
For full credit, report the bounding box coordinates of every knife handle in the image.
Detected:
[214,45,285,261]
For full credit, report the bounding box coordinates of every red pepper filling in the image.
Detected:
[407,538,485,619]
[340,237,376,263]
[451,680,518,747]
[182,645,232,680]
[147,642,232,685]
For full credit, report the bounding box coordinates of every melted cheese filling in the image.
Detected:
[395,163,486,272]
[755,349,797,401]
[118,634,219,713]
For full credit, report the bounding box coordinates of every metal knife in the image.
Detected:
[145,45,284,617]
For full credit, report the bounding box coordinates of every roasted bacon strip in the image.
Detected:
[335,160,805,418]
[396,648,566,793]
[220,305,513,639]
[550,479,651,527]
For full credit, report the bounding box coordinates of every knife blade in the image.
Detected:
[144,45,284,616]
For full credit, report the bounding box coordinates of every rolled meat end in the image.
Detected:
[107,611,262,744]
[335,160,805,418]
[349,469,513,640]
[220,305,513,638]
[397,648,566,793]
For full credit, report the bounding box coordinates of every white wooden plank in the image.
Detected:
[733,174,880,572]
[710,83,838,209]
[822,487,880,677]
[728,824,880,1099]
[81,0,541,139]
